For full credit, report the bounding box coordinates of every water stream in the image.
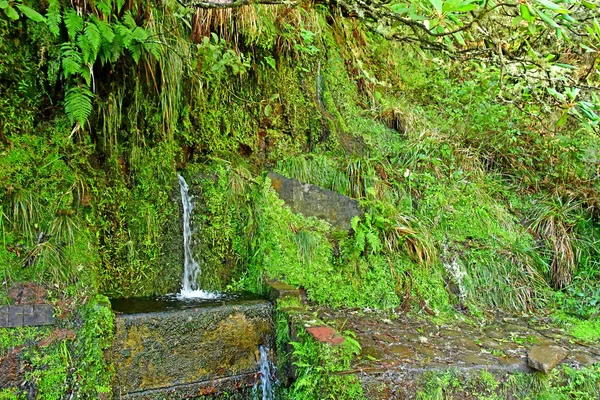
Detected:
[257,345,275,400]
[177,174,220,299]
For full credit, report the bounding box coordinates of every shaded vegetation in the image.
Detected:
[1,0,599,397]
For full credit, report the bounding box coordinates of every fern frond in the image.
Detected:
[366,231,381,255]
[84,21,101,59]
[64,84,93,125]
[64,9,83,40]
[61,42,83,79]
[77,34,92,64]
[46,0,61,36]
[95,0,113,16]
[95,18,115,43]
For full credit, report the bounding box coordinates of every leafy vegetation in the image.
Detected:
[417,365,600,399]
[1,0,599,397]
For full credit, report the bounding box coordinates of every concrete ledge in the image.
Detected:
[121,372,259,399]
[111,298,274,398]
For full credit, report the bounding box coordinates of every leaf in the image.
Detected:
[557,111,568,127]
[61,42,83,78]
[0,1,8,9]
[535,0,569,14]
[77,34,92,64]
[64,9,84,40]
[5,5,19,20]
[123,11,136,29]
[428,0,443,14]
[520,3,535,23]
[390,3,411,13]
[64,84,94,125]
[581,0,597,9]
[16,4,45,22]
[531,6,561,29]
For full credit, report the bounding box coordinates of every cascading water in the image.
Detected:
[177,174,220,299]
[257,345,275,400]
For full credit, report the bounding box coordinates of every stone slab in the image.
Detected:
[267,281,302,301]
[528,345,568,373]
[267,171,362,231]
[0,304,55,328]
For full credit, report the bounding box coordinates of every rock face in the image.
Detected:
[267,171,362,231]
[528,345,568,373]
[110,297,274,399]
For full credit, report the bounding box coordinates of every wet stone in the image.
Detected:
[449,337,480,352]
[388,345,414,359]
[439,329,463,338]
[373,333,396,344]
[266,281,301,301]
[528,345,568,373]
[8,306,24,327]
[479,338,501,350]
[0,307,8,327]
[460,353,494,365]
[571,351,598,366]
[484,328,506,340]
[413,344,442,359]
[361,346,385,361]
[306,326,345,345]
[498,356,526,367]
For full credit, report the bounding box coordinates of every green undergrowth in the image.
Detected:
[0,296,113,399]
[416,365,600,399]
[283,324,364,399]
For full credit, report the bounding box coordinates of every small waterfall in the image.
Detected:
[257,345,274,400]
[177,174,220,299]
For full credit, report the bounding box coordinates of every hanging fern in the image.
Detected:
[24,0,162,126]
[64,9,83,40]
[46,0,61,36]
[64,85,93,125]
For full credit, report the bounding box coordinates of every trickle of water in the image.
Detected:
[177,174,222,300]
[258,345,274,400]
[177,174,201,295]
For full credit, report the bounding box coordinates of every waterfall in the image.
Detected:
[257,345,274,400]
[177,174,220,299]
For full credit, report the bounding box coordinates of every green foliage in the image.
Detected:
[285,327,364,400]
[417,365,600,399]
[71,295,115,396]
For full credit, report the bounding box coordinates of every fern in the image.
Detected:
[84,21,101,60]
[77,34,92,64]
[60,42,83,79]
[95,0,113,16]
[64,9,83,40]
[64,84,93,125]
[95,18,115,44]
[46,0,61,36]
[366,231,381,255]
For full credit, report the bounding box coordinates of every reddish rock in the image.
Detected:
[7,283,47,304]
[38,329,76,347]
[306,326,345,345]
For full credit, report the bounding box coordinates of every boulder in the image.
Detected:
[527,344,568,373]
[267,171,362,231]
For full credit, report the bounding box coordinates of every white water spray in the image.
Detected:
[177,174,220,299]
[258,345,274,400]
